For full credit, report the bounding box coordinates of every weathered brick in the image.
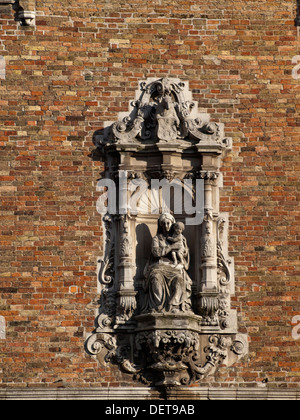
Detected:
[0,0,299,391]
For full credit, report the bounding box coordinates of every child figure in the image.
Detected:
[168,222,186,266]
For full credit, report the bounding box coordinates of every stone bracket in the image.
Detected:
[85,319,248,389]
[0,0,36,27]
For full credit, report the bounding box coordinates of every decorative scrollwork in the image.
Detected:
[98,77,231,150]
[217,217,231,288]
[231,334,248,357]
[85,333,117,359]
[99,214,115,285]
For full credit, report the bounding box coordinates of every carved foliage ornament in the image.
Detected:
[87,329,248,388]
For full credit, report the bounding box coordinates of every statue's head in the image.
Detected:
[173,222,185,235]
[158,213,175,235]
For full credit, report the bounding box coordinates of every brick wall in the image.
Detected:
[0,0,299,389]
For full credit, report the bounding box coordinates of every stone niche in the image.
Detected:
[85,78,248,391]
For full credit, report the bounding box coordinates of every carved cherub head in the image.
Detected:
[172,222,185,235]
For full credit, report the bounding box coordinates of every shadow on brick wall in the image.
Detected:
[90,129,105,163]
[296,0,300,26]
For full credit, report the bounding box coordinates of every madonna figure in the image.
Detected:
[142,213,193,314]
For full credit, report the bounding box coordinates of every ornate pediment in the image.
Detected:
[95,77,232,152]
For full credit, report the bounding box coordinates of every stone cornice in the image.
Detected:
[0,387,298,400]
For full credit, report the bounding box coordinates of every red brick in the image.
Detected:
[0,0,299,391]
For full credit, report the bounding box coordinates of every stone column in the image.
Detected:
[115,177,137,327]
[195,152,222,328]
[198,153,221,292]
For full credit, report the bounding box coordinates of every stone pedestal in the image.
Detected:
[135,312,203,333]
[134,312,247,388]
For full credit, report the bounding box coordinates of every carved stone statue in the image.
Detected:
[155,93,180,142]
[142,213,192,314]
